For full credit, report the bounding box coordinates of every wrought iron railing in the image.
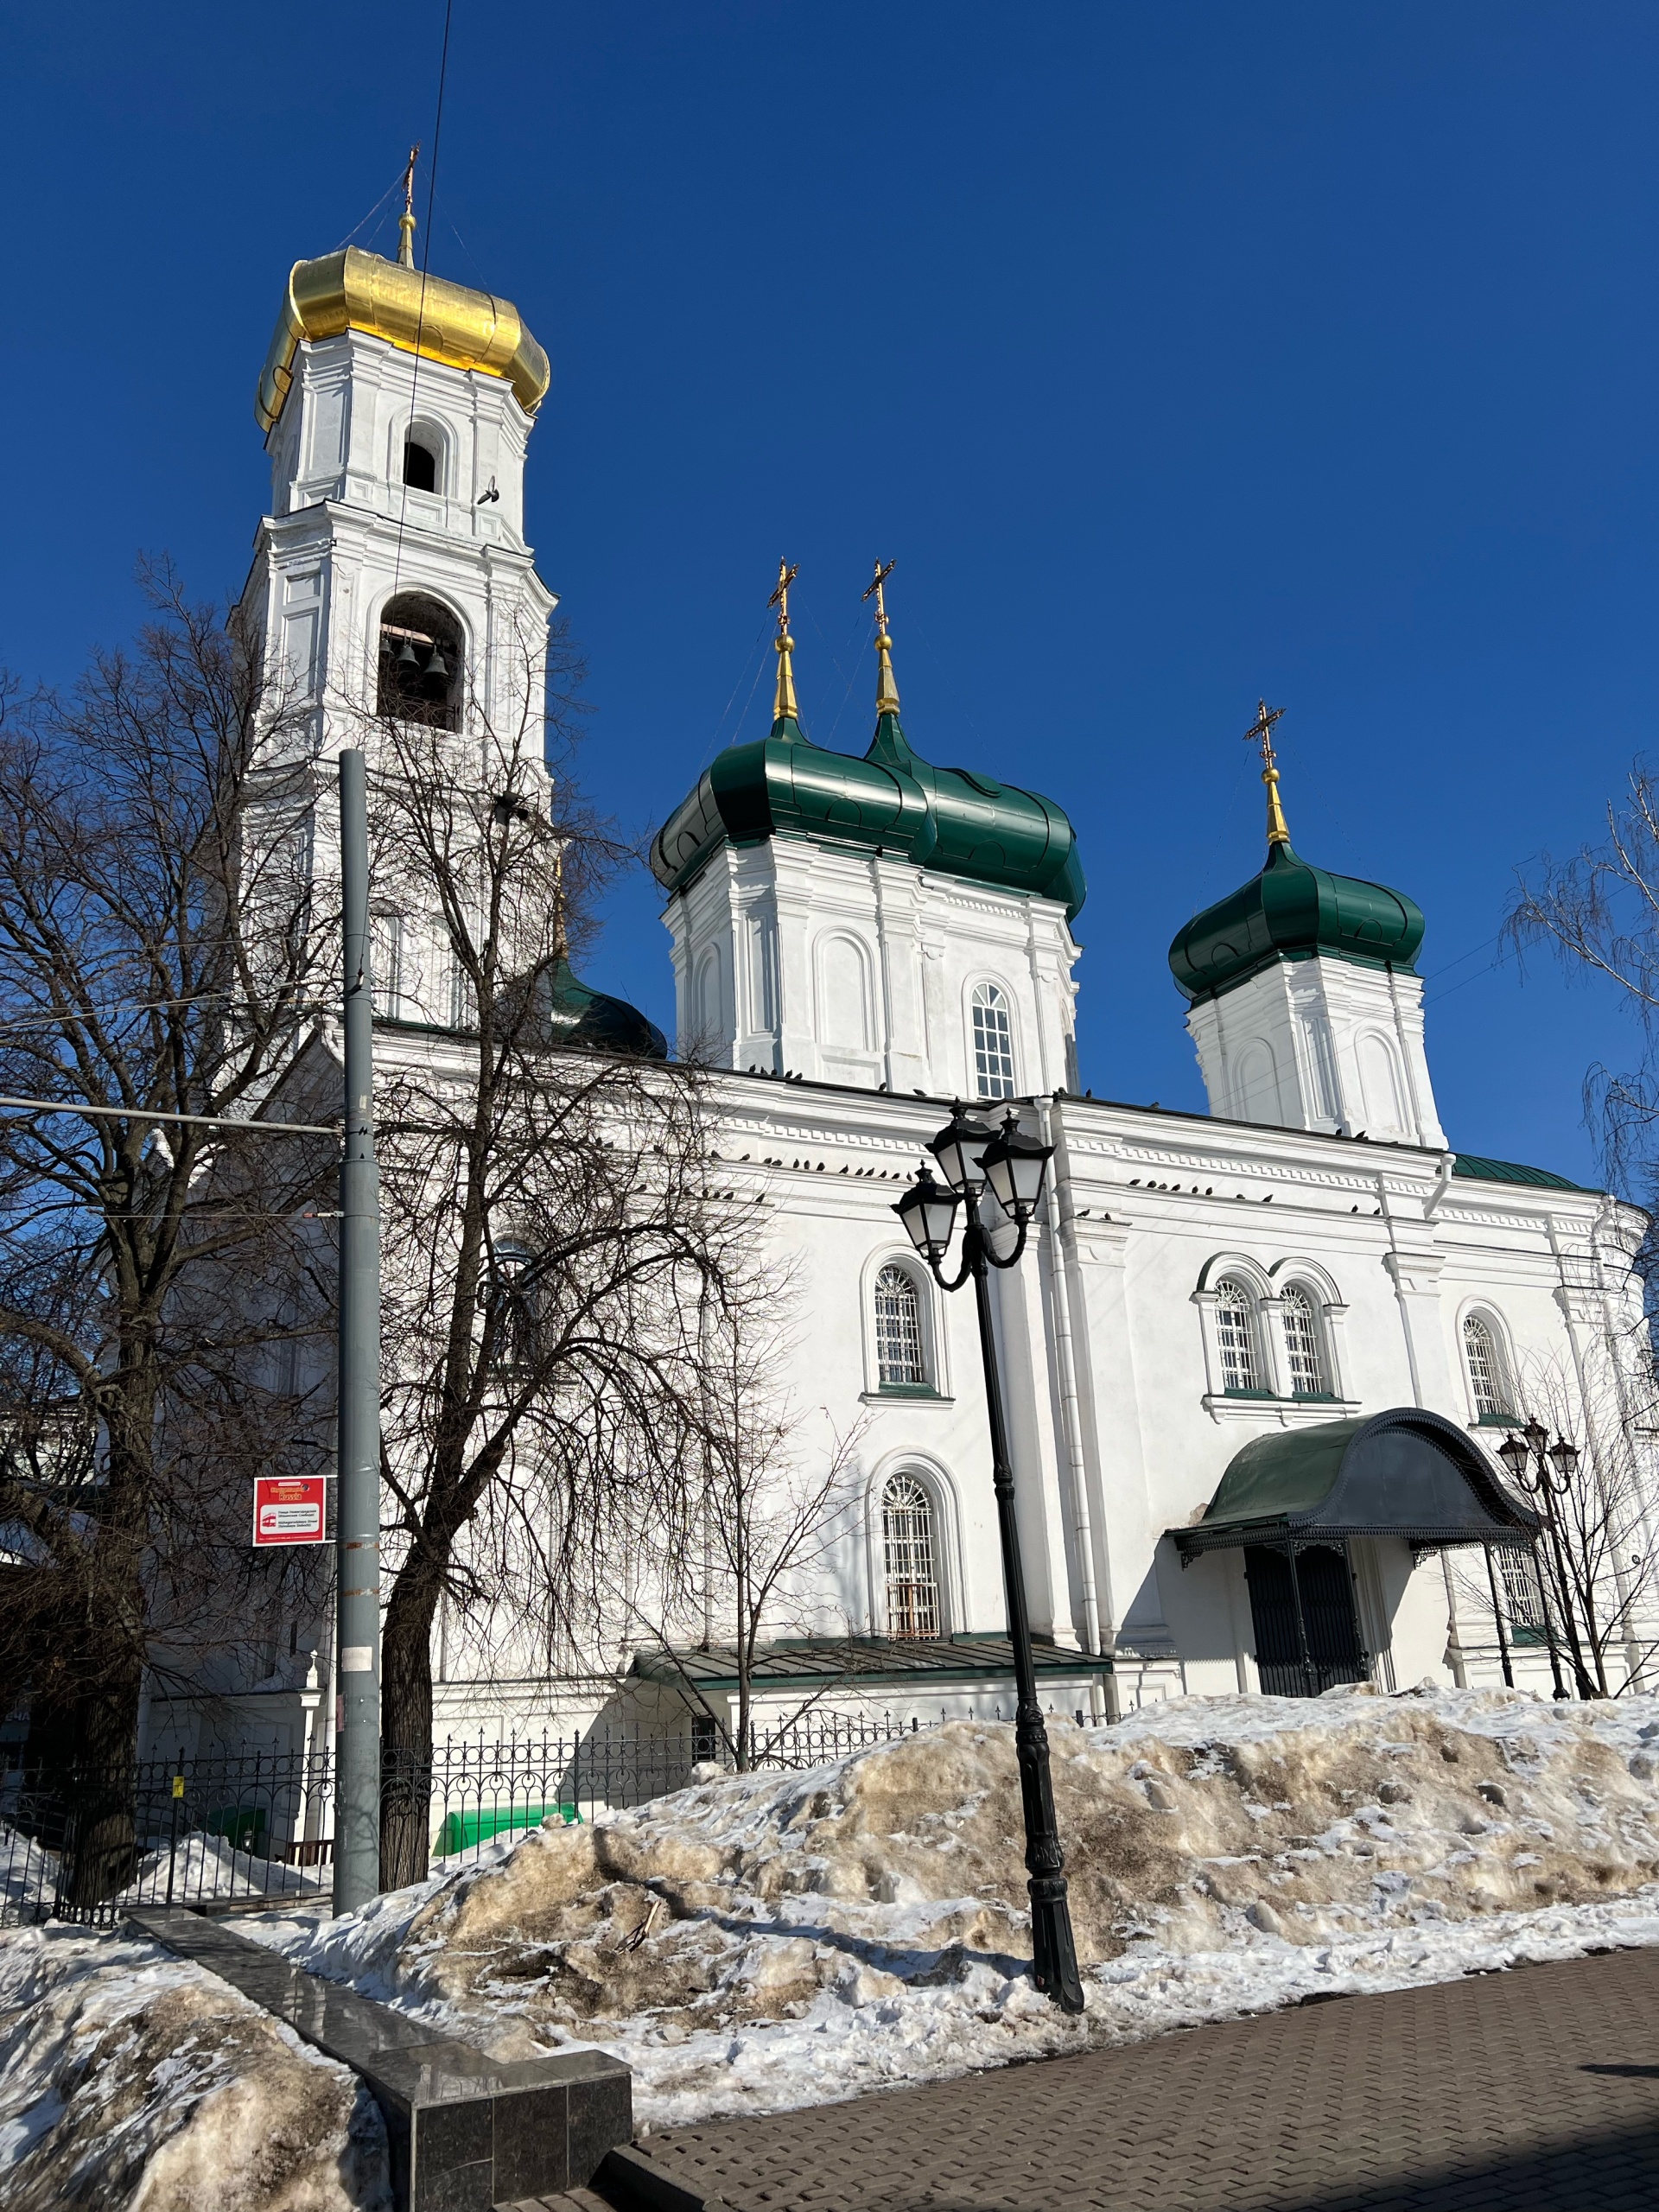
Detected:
[0,1709,941,1927]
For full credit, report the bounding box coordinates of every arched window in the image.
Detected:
[971,982,1016,1100]
[1215,1278,1263,1393]
[485,1242,543,1374]
[1463,1313,1516,1421]
[378,590,463,731]
[1281,1285,1328,1397]
[874,1265,926,1388]
[403,436,439,492]
[882,1472,941,1638]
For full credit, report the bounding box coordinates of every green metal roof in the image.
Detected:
[630,1632,1114,1693]
[529,952,666,1058]
[649,707,1085,920]
[1168,840,1424,1003]
[1173,1407,1538,1555]
[1451,1153,1596,1193]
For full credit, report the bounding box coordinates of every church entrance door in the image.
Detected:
[1243,1542,1369,1697]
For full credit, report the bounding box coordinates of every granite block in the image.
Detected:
[124,1904,632,2212]
[568,2068,633,2188]
[492,2082,570,2202]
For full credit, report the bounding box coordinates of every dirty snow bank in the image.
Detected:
[0,1923,390,2211]
[247,1686,1659,2125]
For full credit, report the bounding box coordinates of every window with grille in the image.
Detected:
[883,1472,941,1638]
[1281,1285,1327,1396]
[1498,1547,1543,1630]
[1216,1279,1262,1393]
[1463,1314,1514,1420]
[971,982,1016,1100]
[371,912,405,1020]
[874,1265,926,1388]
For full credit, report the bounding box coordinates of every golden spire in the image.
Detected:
[862,559,899,716]
[397,144,421,270]
[768,559,801,725]
[1243,698,1290,846]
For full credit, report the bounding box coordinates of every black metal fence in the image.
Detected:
[0,1709,939,1928]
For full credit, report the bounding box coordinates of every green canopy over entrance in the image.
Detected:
[1171,1409,1542,1699]
[1173,1407,1538,1558]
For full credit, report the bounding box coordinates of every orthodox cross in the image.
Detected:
[862,557,896,627]
[1243,697,1284,772]
[768,561,802,723]
[397,143,422,269]
[1242,699,1291,847]
[768,558,799,636]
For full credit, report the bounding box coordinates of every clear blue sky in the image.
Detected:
[4,3,1656,1185]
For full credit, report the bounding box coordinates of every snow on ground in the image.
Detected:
[0,1923,390,2211]
[116,1831,327,1910]
[242,1684,1659,2126]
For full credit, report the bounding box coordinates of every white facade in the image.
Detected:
[665,836,1079,1099]
[1186,953,1446,1148]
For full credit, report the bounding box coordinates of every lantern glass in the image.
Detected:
[1522,1418,1548,1456]
[980,1117,1054,1223]
[927,1109,999,1195]
[893,1169,959,1262]
[1497,1434,1530,1484]
[1548,1438,1580,1479]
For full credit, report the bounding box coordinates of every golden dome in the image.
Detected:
[255,245,550,432]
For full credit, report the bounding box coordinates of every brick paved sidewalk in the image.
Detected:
[583,1945,1659,2212]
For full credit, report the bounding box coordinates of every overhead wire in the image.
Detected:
[390,0,458,607]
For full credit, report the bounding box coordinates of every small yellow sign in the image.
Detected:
[172,1776,185,1799]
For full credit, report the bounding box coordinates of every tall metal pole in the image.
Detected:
[969,1226,1086,2015]
[334,749,382,1912]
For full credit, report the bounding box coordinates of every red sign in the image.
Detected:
[252,1475,327,1547]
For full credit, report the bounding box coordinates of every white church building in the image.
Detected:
[175,214,1654,1765]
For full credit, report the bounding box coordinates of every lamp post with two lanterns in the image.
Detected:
[893,1104,1086,2016]
[1496,1421,1592,1700]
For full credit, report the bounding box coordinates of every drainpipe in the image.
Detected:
[1039,1099,1110,1719]
[1379,1169,1468,1685]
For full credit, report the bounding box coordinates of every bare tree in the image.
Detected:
[357,622,756,1888]
[629,1285,867,1770]
[0,568,334,1891]
[1501,1356,1659,1697]
[1508,763,1659,1204]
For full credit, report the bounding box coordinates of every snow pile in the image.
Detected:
[248,1687,1659,2124]
[117,1832,327,1910]
[0,1923,389,2211]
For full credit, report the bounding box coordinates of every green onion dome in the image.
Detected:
[1168,839,1424,1004]
[528,952,666,1058]
[649,706,1084,921]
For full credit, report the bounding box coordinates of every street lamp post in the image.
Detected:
[1497,1423,1591,1700]
[894,1106,1086,2016]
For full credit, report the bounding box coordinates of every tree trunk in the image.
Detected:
[63,1630,144,1909]
[379,1567,440,1891]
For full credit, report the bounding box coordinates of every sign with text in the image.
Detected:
[252,1475,327,1547]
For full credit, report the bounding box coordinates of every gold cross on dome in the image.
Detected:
[1242,699,1292,846]
[1243,697,1285,772]
[862,557,896,626]
[768,558,799,632]
[397,143,422,269]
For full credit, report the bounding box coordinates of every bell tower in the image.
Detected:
[241,161,556,782]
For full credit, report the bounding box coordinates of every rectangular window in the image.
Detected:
[371,912,404,1020]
